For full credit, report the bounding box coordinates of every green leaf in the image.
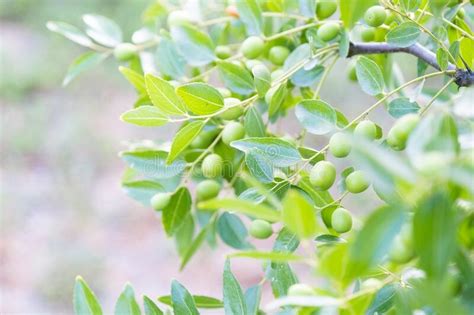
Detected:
[356,56,385,96]
[180,225,211,270]
[174,214,195,257]
[143,296,163,315]
[120,150,186,179]
[265,296,340,311]
[73,276,103,315]
[156,37,186,80]
[167,120,206,164]
[414,191,456,279]
[267,83,287,117]
[114,284,141,315]
[235,0,263,35]
[346,206,406,281]
[340,0,378,29]
[47,21,93,47]
[171,280,200,315]
[400,0,421,11]
[339,29,350,57]
[366,284,397,315]
[63,52,107,86]
[274,228,299,253]
[120,106,168,127]
[252,66,271,97]
[295,99,337,135]
[198,198,280,222]
[436,48,449,71]
[82,14,122,47]
[218,61,255,95]
[158,294,223,309]
[244,285,261,315]
[228,250,304,262]
[177,83,224,115]
[245,149,274,183]
[282,189,318,239]
[162,187,192,236]
[299,0,316,17]
[314,234,346,244]
[171,23,215,66]
[217,212,251,249]
[406,112,459,162]
[387,97,420,118]
[119,67,146,94]
[231,137,301,167]
[244,107,266,137]
[386,22,421,48]
[266,262,298,297]
[223,260,247,315]
[291,64,324,87]
[122,180,164,206]
[145,74,187,115]
[297,175,334,208]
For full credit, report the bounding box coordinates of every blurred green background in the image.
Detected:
[2,1,458,313]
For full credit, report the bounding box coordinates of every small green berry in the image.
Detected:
[331,207,353,233]
[387,114,420,150]
[150,192,171,210]
[310,161,336,191]
[196,180,221,201]
[316,0,338,20]
[361,27,375,42]
[222,121,245,145]
[215,45,232,59]
[268,46,290,66]
[241,36,264,59]
[219,98,244,120]
[389,235,414,263]
[345,170,369,193]
[354,120,377,140]
[329,132,352,158]
[249,219,273,239]
[365,6,387,27]
[317,22,341,42]
[202,153,223,178]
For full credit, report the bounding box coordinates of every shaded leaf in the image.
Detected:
[73,276,103,315]
[223,260,247,315]
[218,61,255,95]
[295,99,337,135]
[162,187,192,236]
[282,189,318,239]
[235,0,263,35]
[171,280,200,315]
[356,56,385,96]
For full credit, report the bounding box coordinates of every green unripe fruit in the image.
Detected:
[317,22,341,42]
[385,11,396,25]
[361,27,375,42]
[219,98,244,120]
[113,43,138,61]
[268,46,290,66]
[150,192,171,210]
[348,64,357,81]
[202,153,223,178]
[215,45,232,59]
[387,114,420,150]
[457,8,465,19]
[331,207,353,233]
[364,6,387,27]
[316,0,337,20]
[310,161,336,191]
[389,235,414,263]
[196,180,221,201]
[249,219,273,239]
[190,129,218,149]
[222,122,245,145]
[287,284,315,296]
[354,120,377,140]
[345,170,369,193]
[167,10,191,26]
[241,36,264,59]
[329,132,352,158]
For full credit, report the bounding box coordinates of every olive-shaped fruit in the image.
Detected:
[202,153,223,178]
[317,22,341,42]
[316,0,337,20]
[113,43,138,61]
[389,235,414,263]
[354,120,377,140]
[196,180,221,201]
[150,192,171,210]
[222,121,245,145]
[374,27,388,42]
[345,170,369,193]
[215,45,232,59]
[287,284,315,296]
[329,132,352,158]
[387,114,420,150]
[310,161,336,190]
[361,27,375,42]
[364,6,387,27]
[331,207,353,233]
[219,98,244,120]
[249,219,273,239]
[268,46,290,66]
[241,36,264,59]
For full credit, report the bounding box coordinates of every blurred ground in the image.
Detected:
[0,1,450,314]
